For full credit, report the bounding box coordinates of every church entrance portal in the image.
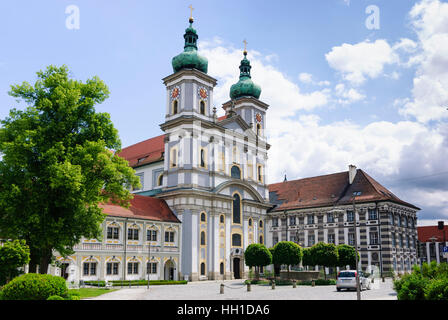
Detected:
[233,258,241,279]
[164,260,175,280]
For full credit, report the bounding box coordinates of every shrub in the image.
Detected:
[395,274,429,300]
[66,291,81,300]
[315,279,336,286]
[0,273,68,300]
[0,240,30,285]
[424,278,448,300]
[47,295,64,300]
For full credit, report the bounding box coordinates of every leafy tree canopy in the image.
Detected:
[272,241,303,267]
[0,65,140,273]
[336,244,358,269]
[310,242,339,268]
[244,243,272,268]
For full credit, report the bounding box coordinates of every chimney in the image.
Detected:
[348,165,357,184]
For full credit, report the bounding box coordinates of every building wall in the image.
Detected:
[267,201,418,275]
[49,216,181,283]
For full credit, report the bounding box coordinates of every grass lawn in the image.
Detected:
[69,288,118,299]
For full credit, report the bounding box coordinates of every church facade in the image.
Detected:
[119,16,272,281]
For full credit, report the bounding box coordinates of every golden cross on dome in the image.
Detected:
[189,5,194,19]
[243,39,248,52]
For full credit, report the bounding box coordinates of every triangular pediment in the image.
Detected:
[218,114,257,139]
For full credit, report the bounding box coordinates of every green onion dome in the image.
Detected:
[172,18,208,74]
[229,51,261,100]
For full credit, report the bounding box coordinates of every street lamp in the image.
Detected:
[352,191,362,301]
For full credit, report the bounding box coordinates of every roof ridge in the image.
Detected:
[121,133,165,151]
[269,170,348,187]
[358,169,396,198]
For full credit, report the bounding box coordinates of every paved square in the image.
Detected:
[87,278,397,300]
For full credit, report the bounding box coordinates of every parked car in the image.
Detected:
[336,270,371,291]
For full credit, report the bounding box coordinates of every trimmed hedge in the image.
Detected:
[243,279,336,286]
[0,273,68,300]
[47,295,65,300]
[83,279,188,287]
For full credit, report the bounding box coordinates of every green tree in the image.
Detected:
[272,241,303,279]
[244,244,272,279]
[0,239,30,285]
[0,65,140,274]
[309,242,339,279]
[336,244,358,270]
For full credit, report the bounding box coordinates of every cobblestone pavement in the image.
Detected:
[87,278,397,300]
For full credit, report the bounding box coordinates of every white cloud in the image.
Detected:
[325,39,399,85]
[298,72,313,84]
[199,40,331,119]
[334,83,366,104]
[398,0,448,123]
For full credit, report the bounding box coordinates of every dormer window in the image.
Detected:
[137,157,147,164]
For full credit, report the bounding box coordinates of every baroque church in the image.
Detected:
[52,13,419,283]
[118,15,271,281]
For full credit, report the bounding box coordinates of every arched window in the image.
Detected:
[200,100,205,115]
[172,100,178,115]
[200,262,205,275]
[220,262,224,275]
[232,233,242,247]
[200,148,206,168]
[259,235,263,244]
[220,215,225,224]
[231,165,241,179]
[248,218,252,226]
[232,193,241,224]
[200,231,206,246]
[259,220,263,228]
[200,212,206,223]
[257,165,263,183]
[256,123,261,136]
[171,148,177,168]
[157,173,163,187]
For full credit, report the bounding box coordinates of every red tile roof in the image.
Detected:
[118,134,165,168]
[269,169,420,212]
[417,225,448,243]
[99,194,180,223]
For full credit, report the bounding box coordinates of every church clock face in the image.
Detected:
[198,87,208,100]
[255,113,262,123]
[171,86,180,99]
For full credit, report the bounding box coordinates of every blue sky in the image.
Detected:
[1,0,448,225]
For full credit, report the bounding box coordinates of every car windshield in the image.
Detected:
[339,271,356,278]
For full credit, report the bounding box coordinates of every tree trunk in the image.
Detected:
[28,250,40,273]
[37,248,53,274]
